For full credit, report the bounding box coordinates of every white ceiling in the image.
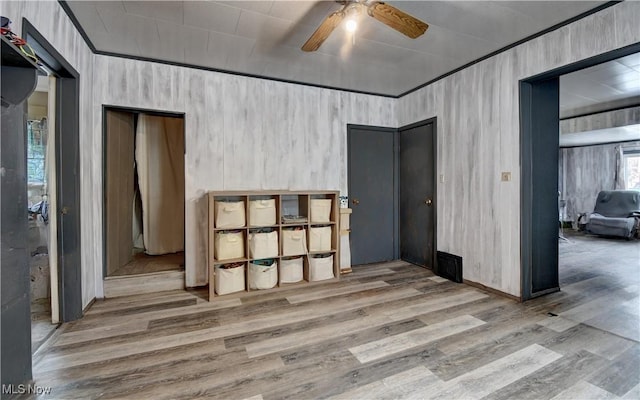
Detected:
[560,52,640,118]
[559,53,640,147]
[64,0,610,96]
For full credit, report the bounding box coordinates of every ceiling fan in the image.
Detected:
[301,0,429,52]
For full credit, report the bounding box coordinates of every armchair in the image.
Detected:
[587,190,640,239]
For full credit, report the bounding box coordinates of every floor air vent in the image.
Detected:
[436,251,463,283]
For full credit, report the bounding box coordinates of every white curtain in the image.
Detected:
[136,115,185,255]
[614,145,625,190]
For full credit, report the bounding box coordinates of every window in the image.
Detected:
[27,119,47,183]
[624,149,640,190]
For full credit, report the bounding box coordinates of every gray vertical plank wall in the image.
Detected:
[397,2,640,297]
[93,56,396,287]
[2,1,97,307]
[3,0,639,303]
[561,141,640,222]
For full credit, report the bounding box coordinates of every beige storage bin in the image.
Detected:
[309,226,332,252]
[215,263,245,295]
[309,254,334,281]
[248,230,279,259]
[215,231,244,260]
[215,201,245,228]
[280,257,303,283]
[310,199,332,223]
[282,228,307,256]
[249,199,276,226]
[249,260,278,290]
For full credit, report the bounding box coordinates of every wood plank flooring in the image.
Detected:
[31,233,638,399]
[109,251,184,276]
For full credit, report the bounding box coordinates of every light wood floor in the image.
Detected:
[32,234,639,399]
[31,298,57,355]
[109,251,184,277]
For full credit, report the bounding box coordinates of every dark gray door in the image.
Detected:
[348,126,396,265]
[57,77,82,321]
[399,121,435,268]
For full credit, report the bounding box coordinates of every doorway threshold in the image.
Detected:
[103,270,185,298]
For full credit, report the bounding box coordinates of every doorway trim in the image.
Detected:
[347,118,438,268]
[519,42,640,301]
[23,19,82,322]
[398,117,438,273]
[101,105,186,279]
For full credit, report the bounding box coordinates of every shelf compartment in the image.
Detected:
[281,194,309,224]
[309,193,337,223]
[282,227,308,256]
[309,225,332,252]
[308,253,335,281]
[214,230,246,261]
[248,195,279,227]
[213,196,247,229]
[248,259,278,290]
[280,256,304,284]
[248,229,279,259]
[213,262,246,295]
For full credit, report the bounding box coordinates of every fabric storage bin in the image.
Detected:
[280,257,303,283]
[249,199,276,226]
[309,254,334,281]
[248,230,279,259]
[215,231,244,260]
[215,201,246,228]
[249,259,278,290]
[282,228,307,256]
[215,263,245,295]
[310,199,332,223]
[309,226,332,252]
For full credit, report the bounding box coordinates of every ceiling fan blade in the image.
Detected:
[368,2,428,39]
[301,11,345,52]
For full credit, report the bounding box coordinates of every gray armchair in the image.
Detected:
[587,190,640,239]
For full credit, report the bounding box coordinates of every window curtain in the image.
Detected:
[614,145,625,190]
[135,115,185,255]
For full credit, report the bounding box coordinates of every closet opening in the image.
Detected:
[103,107,185,279]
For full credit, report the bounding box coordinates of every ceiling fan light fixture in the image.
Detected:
[345,18,357,32]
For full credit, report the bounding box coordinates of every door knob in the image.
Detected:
[61,206,70,215]
[352,198,360,206]
[425,198,432,206]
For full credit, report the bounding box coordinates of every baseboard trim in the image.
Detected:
[463,279,521,302]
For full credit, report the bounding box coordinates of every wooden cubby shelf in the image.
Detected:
[208,191,340,300]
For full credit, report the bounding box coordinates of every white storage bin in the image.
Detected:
[309,254,334,281]
[282,229,307,256]
[310,199,332,223]
[215,263,245,295]
[248,230,279,259]
[309,226,332,252]
[215,201,246,228]
[249,199,276,226]
[280,257,303,283]
[215,231,244,260]
[249,260,278,290]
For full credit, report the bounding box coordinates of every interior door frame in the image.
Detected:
[520,42,640,301]
[347,124,400,261]
[101,106,186,279]
[347,118,437,267]
[398,117,438,273]
[23,19,82,322]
